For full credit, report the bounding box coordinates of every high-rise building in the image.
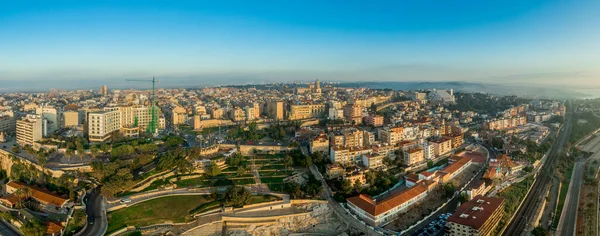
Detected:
[16,114,43,146]
[100,85,108,96]
[266,101,284,120]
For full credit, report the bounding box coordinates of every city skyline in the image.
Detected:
[2,0,600,88]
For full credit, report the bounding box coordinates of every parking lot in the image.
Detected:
[412,212,452,236]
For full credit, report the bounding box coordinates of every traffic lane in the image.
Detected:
[560,161,585,236]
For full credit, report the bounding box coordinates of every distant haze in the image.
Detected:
[2,1,600,89]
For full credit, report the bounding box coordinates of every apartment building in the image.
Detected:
[446,196,504,236]
[330,146,372,165]
[365,114,384,127]
[88,110,121,142]
[16,114,43,146]
[208,107,224,119]
[361,153,384,169]
[343,103,363,124]
[404,148,425,166]
[378,127,404,145]
[229,107,246,122]
[431,137,453,157]
[448,133,464,149]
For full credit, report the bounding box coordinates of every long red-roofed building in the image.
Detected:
[347,181,435,226]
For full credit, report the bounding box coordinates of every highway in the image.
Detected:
[502,104,572,236]
[556,160,585,236]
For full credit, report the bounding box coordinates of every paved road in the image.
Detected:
[0,220,19,236]
[557,160,585,236]
[503,104,572,236]
[79,188,108,236]
[308,164,387,236]
[402,144,492,236]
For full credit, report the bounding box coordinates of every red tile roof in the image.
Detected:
[447,196,504,230]
[347,182,429,216]
[441,156,472,176]
[6,181,69,207]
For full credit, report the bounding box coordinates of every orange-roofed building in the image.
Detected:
[440,156,472,183]
[446,196,504,236]
[46,221,64,236]
[4,181,70,213]
[347,181,434,226]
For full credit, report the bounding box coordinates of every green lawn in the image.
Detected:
[107,195,214,234]
[260,176,286,184]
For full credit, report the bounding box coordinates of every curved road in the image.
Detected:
[80,188,108,236]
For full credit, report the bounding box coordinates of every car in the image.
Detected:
[120,198,131,203]
[88,216,95,225]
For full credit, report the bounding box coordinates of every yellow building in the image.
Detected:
[62,111,79,127]
[431,137,453,157]
[171,106,187,125]
[288,104,326,120]
[310,133,329,155]
[266,101,284,120]
[403,148,425,166]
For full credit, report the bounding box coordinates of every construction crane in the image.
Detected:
[125,77,159,134]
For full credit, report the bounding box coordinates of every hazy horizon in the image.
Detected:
[2,1,600,87]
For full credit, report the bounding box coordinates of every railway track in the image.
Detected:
[502,104,572,236]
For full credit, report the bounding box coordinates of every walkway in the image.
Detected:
[308,164,387,235]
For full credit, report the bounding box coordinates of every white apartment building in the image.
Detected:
[89,106,165,142]
[16,114,43,146]
[88,110,121,142]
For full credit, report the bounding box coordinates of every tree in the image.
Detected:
[21,219,46,236]
[283,155,293,169]
[237,166,247,176]
[223,186,252,208]
[90,145,99,158]
[353,179,363,193]
[76,142,85,160]
[443,183,456,198]
[11,146,19,153]
[206,161,222,177]
[531,226,549,236]
[383,156,393,166]
[304,155,312,168]
[341,179,353,195]
[100,143,110,153]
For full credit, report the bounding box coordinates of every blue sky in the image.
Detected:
[1,0,599,87]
